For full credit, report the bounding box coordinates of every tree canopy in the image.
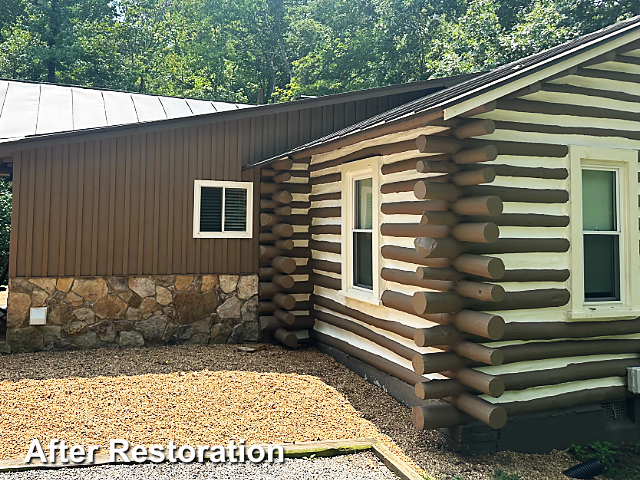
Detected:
[0,0,638,104]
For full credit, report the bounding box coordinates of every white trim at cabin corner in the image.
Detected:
[339,156,382,306]
[443,27,640,120]
[568,146,640,321]
[192,179,254,239]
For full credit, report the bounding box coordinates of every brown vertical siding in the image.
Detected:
[9,90,438,277]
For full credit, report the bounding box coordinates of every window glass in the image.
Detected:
[224,188,247,232]
[584,235,619,301]
[582,169,620,302]
[355,178,373,229]
[353,177,373,290]
[200,186,223,232]
[582,170,616,231]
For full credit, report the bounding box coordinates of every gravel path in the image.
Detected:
[0,346,421,476]
[0,452,398,480]
[0,371,378,458]
[0,345,625,480]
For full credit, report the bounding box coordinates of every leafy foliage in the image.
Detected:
[0,180,11,280]
[570,441,618,471]
[0,1,638,103]
[492,470,522,480]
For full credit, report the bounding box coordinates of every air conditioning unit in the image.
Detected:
[627,367,640,394]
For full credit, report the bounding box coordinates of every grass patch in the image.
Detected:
[492,470,522,480]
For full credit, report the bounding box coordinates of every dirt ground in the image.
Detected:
[0,345,636,480]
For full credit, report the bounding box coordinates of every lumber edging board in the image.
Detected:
[0,438,425,480]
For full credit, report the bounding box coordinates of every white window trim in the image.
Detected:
[193,180,253,239]
[569,146,640,320]
[340,157,381,306]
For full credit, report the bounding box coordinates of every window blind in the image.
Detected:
[199,186,223,232]
[224,188,248,232]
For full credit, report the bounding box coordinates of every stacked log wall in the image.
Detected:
[307,47,640,430]
[253,90,443,347]
[258,158,313,348]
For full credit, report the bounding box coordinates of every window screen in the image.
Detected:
[353,177,373,290]
[199,187,223,232]
[582,169,620,302]
[197,183,249,235]
[224,188,248,232]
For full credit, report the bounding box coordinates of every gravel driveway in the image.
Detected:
[0,452,398,480]
[0,344,624,480]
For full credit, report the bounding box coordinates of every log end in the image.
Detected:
[276,309,296,324]
[414,328,427,348]
[412,354,426,376]
[415,159,428,173]
[275,275,295,289]
[258,316,276,331]
[489,348,504,366]
[487,257,506,280]
[260,213,274,227]
[275,206,293,216]
[272,190,293,204]
[415,135,428,153]
[492,284,506,303]
[483,167,497,184]
[272,157,293,171]
[411,406,426,430]
[486,196,503,216]
[414,236,437,258]
[413,180,428,200]
[273,223,294,238]
[279,239,295,250]
[486,315,506,340]
[487,377,506,398]
[485,144,499,162]
[484,223,500,243]
[272,256,297,274]
[415,382,427,400]
[483,119,496,136]
[488,405,507,429]
[280,295,297,310]
[273,328,299,348]
[274,172,292,183]
[412,292,428,316]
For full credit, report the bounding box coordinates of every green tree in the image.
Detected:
[0,180,11,274]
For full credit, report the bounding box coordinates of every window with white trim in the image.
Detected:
[193,180,253,238]
[582,168,620,302]
[353,176,374,290]
[341,158,380,304]
[569,146,640,320]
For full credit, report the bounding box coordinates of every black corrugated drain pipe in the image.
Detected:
[563,458,604,479]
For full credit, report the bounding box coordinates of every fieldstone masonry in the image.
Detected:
[5,274,259,353]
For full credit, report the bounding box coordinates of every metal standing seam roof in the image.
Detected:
[0,79,252,141]
[245,15,640,169]
[0,72,482,151]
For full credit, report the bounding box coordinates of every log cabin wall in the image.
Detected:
[305,48,640,443]
[8,90,430,279]
[253,94,451,346]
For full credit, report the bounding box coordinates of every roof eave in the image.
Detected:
[0,74,479,156]
[441,21,640,120]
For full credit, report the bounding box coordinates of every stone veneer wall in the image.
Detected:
[5,274,258,353]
